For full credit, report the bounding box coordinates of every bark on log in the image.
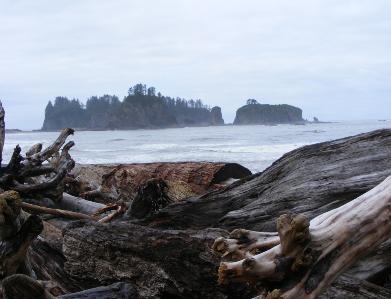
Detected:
[318,275,391,299]
[30,219,389,299]
[59,220,253,299]
[345,237,391,282]
[1,274,53,299]
[213,175,391,298]
[30,236,83,294]
[126,178,172,219]
[69,162,251,203]
[0,191,43,280]
[1,274,139,299]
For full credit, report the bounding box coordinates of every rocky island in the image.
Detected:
[42,84,224,131]
[234,99,304,125]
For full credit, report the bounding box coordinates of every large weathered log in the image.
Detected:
[213,176,391,298]
[69,162,251,203]
[144,129,391,231]
[60,220,253,299]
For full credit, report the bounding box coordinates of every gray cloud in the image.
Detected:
[1,0,390,129]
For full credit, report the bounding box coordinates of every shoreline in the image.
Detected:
[10,121,341,133]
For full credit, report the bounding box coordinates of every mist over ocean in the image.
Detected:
[4,120,390,173]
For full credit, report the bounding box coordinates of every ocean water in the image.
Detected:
[3,120,390,173]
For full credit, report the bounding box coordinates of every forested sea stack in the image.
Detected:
[234,99,304,125]
[42,84,224,130]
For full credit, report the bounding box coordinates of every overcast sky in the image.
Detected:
[1,0,390,129]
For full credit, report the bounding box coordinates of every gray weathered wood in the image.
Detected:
[58,282,139,299]
[319,275,391,299]
[145,129,391,231]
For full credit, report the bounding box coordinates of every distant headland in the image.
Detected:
[42,84,224,131]
[42,84,315,131]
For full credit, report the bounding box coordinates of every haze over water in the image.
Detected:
[3,121,389,173]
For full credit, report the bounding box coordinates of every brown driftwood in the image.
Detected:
[20,202,95,221]
[68,162,251,203]
[57,220,255,299]
[212,175,391,298]
[125,178,173,219]
[0,191,43,280]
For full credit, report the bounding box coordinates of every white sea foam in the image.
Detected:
[3,121,390,172]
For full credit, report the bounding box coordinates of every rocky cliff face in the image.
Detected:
[210,106,224,125]
[233,103,304,125]
[42,94,225,131]
[115,96,178,129]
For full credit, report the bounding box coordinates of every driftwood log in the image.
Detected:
[68,162,251,203]
[53,221,246,299]
[213,175,391,298]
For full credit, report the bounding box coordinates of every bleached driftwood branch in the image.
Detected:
[213,175,391,299]
[0,124,75,201]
